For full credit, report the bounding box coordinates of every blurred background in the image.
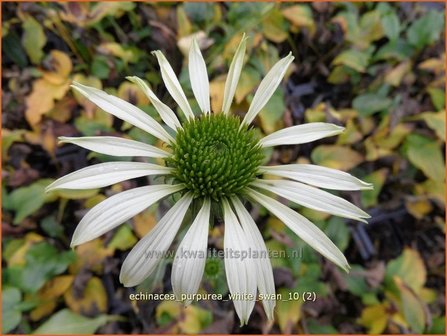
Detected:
[1,1,445,334]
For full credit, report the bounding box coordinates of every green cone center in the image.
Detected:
[168,114,264,201]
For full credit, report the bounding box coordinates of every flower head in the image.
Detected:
[47,34,371,325]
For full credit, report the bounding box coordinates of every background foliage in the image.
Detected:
[2,2,445,334]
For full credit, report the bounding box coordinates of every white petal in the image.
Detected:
[259,122,344,148]
[71,82,174,143]
[252,179,370,222]
[222,199,256,326]
[152,50,195,120]
[222,34,247,115]
[46,162,172,191]
[126,76,182,131]
[171,199,210,304]
[71,184,184,246]
[247,188,350,272]
[59,136,170,158]
[120,193,193,287]
[232,197,275,320]
[189,38,210,114]
[260,164,373,191]
[242,53,294,126]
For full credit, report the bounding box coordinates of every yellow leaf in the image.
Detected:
[176,6,192,38]
[416,111,446,141]
[420,287,437,304]
[385,61,412,86]
[311,145,364,170]
[9,233,44,266]
[415,179,445,205]
[405,198,433,219]
[25,79,71,127]
[282,5,316,36]
[418,54,445,75]
[358,303,389,334]
[337,119,363,145]
[72,74,102,113]
[98,42,138,64]
[41,50,72,85]
[373,122,413,150]
[64,277,108,314]
[209,75,226,113]
[386,248,426,293]
[117,81,149,106]
[40,275,74,300]
[262,9,288,43]
[69,239,114,274]
[30,275,74,321]
[133,209,157,238]
[30,301,57,322]
[178,305,212,333]
[393,277,427,334]
[275,288,302,333]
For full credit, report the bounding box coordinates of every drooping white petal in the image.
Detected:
[126,76,182,130]
[259,122,344,148]
[152,50,195,120]
[71,82,174,143]
[46,162,172,191]
[172,199,210,305]
[242,52,294,126]
[189,38,210,114]
[252,179,370,222]
[222,199,256,326]
[59,136,170,158]
[120,193,193,287]
[232,197,275,320]
[71,184,184,246]
[247,188,350,272]
[222,34,247,115]
[260,164,373,191]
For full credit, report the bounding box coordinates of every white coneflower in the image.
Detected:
[46,35,371,325]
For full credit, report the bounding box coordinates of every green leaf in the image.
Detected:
[6,242,75,293]
[108,225,137,251]
[323,217,350,252]
[361,168,387,208]
[258,88,285,134]
[345,266,370,296]
[332,49,370,72]
[428,316,446,334]
[405,134,445,181]
[394,277,427,334]
[381,12,400,41]
[374,39,414,61]
[407,10,444,49]
[3,31,28,68]
[183,2,215,23]
[427,87,445,111]
[307,321,338,334]
[91,56,110,79]
[33,309,114,334]
[22,16,46,64]
[2,287,22,333]
[385,248,426,293]
[416,111,445,141]
[352,93,392,116]
[5,179,52,225]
